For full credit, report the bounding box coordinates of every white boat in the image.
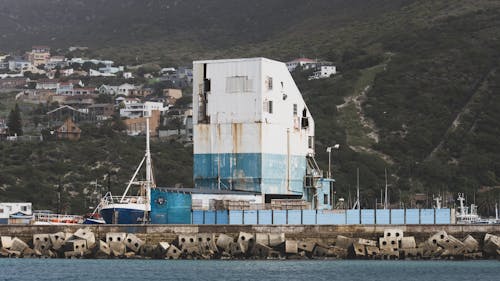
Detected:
[99,117,155,224]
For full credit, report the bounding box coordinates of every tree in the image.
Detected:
[7,104,23,136]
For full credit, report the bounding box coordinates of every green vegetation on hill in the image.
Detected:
[1,0,500,214]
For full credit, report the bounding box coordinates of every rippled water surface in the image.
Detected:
[0,259,498,281]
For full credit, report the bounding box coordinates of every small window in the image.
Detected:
[268,100,273,114]
[293,104,297,115]
[21,206,27,212]
[308,136,314,149]
[324,194,329,205]
[226,76,253,93]
[0,208,3,214]
[267,77,273,90]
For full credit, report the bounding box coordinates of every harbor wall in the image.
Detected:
[2,224,499,245]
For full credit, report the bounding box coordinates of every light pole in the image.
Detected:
[326,144,340,179]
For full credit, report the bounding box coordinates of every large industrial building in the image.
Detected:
[192,58,333,209]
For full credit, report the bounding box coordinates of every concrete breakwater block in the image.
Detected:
[379,237,399,252]
[483,234,500,256]
[285,240,298,254]
[10,237,29,252]
[401,237,416,249]
[358,238,377,247]
[327,246,348,258]
[401,248,423,259]
[297,241,316,253]
[255,233,269,246]
[1,236,13,249]
[166,245,181,260]
[93,240,111,258]
[237,232,255,254]
[313,245,330,258]
[109,241,126,257]
[352,242,366,257]
[33,234,51,252]
[269,233,285,247]
[178,235,198,249]
[216,234,234,250]
[125,234,145,253]
[366,246,380,258]
[462,235,479,253]
[106,233,127,244]
[64,239,87,254]
[228,242,243,256]
[335,235,355,249]
[155,242,170,258]
[384,229,404,240]
[72,228,96,248]
[49,232,68,250]
[253,243,272,258]
[428,231,448,246]
[197,233,217,253]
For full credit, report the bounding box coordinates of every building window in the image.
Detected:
[266,77,273,90]
[308,136,314,149]
[0,208,3,214]
[324,194,329,205]
[226,76,253,93]
[263,100,273,114]
[21,206,27,212]
[293,104,297,115]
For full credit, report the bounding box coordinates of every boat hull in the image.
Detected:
[100,206,147,224]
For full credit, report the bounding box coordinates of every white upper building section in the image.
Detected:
[193,57,315,156]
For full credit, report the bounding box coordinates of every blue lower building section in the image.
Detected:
[193,153,306,194]
[100,208,145,224]
[150,189,192,224]
[190,208,453,225]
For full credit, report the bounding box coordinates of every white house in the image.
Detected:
[117,83,137,96]
[120,101,166,119]
[308,65,337,80]
[285,58,318,72]
[0,202,32,224]
[123,72,133,79]
[99,85,119,95]
[89,69,115,77]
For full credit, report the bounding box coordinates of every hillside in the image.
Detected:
[1,0,500,214]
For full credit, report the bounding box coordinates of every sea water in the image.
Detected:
[0,259,498,281]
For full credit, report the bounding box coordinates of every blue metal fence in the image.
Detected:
[191,208,452,225]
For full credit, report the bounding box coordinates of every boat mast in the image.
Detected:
[145,117,154,207]
[352,168,360,210]
[384,168,388,209]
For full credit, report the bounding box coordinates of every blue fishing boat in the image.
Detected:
[98,118,155,224]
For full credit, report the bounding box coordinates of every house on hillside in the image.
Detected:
[56,82,74,95]
[99,85,119,95]
[47,105,88,124]
[8,59,31,72]
[88,103,115,121]
[286,58,318,72]
[36,79,59,90]
[27,46,51,67]
[56,118,82,140]
[163,88,183,105]
[123,110,161,136]
[120,101,165,119]
[117,83,137,96]
[0,77,28,89]
[308,65,337,80]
